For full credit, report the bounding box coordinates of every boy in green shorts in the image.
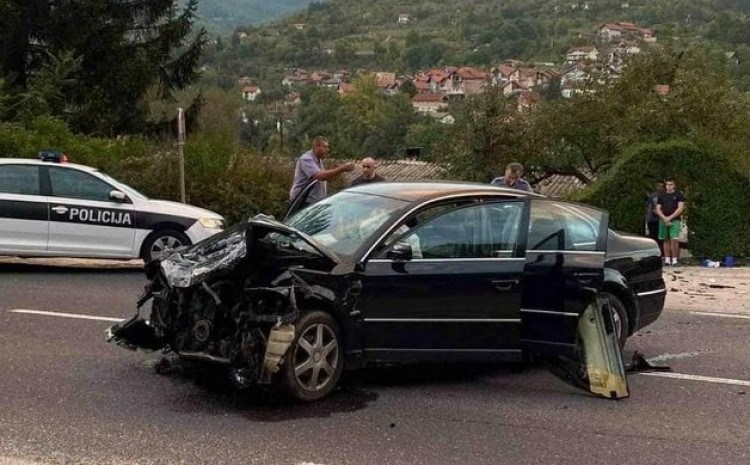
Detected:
[656,179,685,266]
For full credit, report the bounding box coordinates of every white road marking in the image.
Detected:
[691,311,750,320]
[639,372,750,387]
[9,309,124,323]
[646,351,705,363]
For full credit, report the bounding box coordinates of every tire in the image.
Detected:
[279,311,343,402]
[141,229,190,263]
[606,293,630,349]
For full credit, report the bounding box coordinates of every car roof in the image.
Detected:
[0,158,99,173]
[344,181,543,202]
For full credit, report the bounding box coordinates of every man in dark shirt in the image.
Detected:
[350,157,385,186]
[645,181,665,255]
[656,178,686,266]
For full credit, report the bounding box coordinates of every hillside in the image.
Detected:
[201,0,750,93]
[191,0,314,33]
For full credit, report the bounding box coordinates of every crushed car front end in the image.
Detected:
[107,215,350,399]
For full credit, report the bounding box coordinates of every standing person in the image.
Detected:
[656,178,686,266]
[490,162,533,192]
[350,157,385,186]
[645,181,665,255]
[289,136,354,205]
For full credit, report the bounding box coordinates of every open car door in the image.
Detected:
[520,199,628,399]
[283,180,319,222]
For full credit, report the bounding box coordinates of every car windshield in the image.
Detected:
[96,171,148,200]
[285,191,409,258]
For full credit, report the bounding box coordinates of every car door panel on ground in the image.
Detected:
[361,199,527,362]
[45,166,136,257]
[0,164,49,253]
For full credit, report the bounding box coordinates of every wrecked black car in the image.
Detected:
[108,182,666,402]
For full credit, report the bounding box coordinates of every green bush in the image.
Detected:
[575,139,750,258]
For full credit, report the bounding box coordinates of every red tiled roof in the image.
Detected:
[457,67,487,80]
[653,84,670,96]
[338,83,356,95]
[534,174,590,198]
[600,22,649,33]
[497,65,517,77]
[242,85,260,93]
[414,80,431,91]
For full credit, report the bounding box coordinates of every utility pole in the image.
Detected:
[177,108,186,203]
[280,117,284,157]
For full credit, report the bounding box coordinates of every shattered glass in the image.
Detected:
[160,223,248,288]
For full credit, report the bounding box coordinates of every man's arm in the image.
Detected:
[668,201,685,221]
[312,163,355,181]
[655,203,668,221]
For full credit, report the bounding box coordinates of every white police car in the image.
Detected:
[0,153,225,262]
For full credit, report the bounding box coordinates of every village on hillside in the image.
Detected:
[238,21,660,119]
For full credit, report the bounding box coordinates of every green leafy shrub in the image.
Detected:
[575,139,750,258]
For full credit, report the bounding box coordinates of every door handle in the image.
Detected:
[491,279,518,293]
[51,206,69,214]
[573,272,599,285]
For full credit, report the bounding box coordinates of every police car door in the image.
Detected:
[45,166,136,258]
[0,163,49,254]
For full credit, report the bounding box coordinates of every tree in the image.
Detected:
[524,47,750,184]
[0,0,207,136]
[436,86,527,182]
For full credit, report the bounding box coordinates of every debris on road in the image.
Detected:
[626,351,672,374]
[664,267,750,315]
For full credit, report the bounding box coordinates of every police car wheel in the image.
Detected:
[141,229,190,262]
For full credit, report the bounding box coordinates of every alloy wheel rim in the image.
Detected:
[293,323,339,392]
[150,236,183,261]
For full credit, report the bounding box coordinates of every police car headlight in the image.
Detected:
[198,217,224,229]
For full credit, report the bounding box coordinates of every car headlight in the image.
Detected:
[198,217,224,229]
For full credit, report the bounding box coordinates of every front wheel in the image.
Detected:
[279,311,343,402]
[141,229,190,263]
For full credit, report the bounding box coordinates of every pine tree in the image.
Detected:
[0,0,207,135]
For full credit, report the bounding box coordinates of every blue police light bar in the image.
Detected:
[38,150,68,163]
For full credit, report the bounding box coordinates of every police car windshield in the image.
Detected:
[96,171,148,199]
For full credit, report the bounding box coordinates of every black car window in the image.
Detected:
[528,202,567,250]
[0,165,40,195]
[554,202,604,251]
[480,202,524,258]
[48,167,113,202]
[528,201,604,251]
[385,202,524,259]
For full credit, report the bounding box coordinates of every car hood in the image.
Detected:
[146,199,223,221]
[159,214,338,288]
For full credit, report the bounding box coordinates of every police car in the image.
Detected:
[0,152,225,262]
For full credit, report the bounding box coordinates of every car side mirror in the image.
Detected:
[109,190,130,203]
[386,241,413,261]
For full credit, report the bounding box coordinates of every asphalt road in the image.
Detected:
[1,265,749,465]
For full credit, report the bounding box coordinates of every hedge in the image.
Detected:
[575,139,750,258]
